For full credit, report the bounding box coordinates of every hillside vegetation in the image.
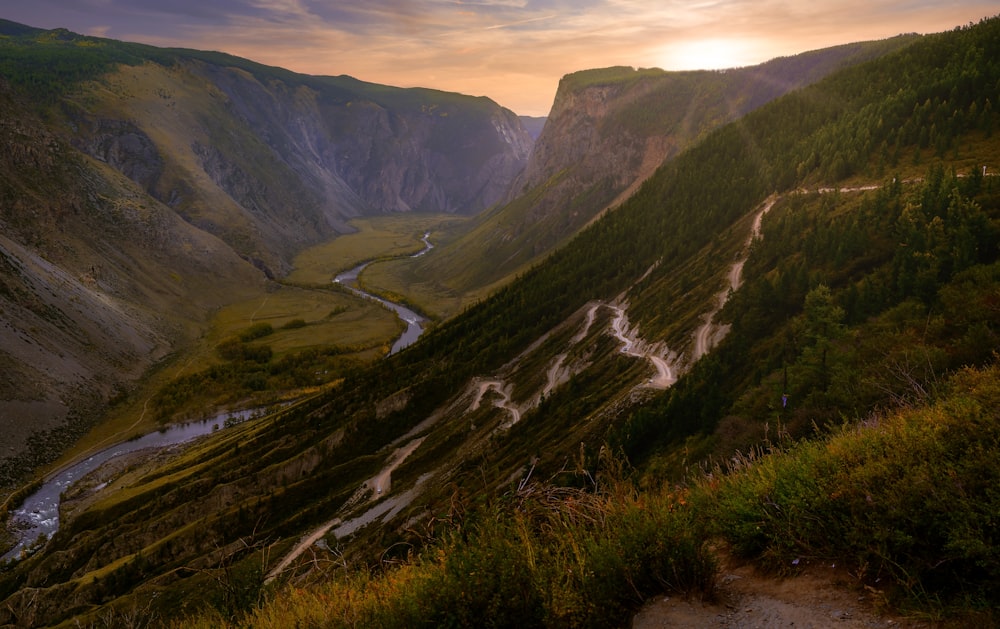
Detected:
[1,15,1000,628]
[182,363,1000,628]
[363,35,920,319]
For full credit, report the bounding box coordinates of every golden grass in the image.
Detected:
[49,285,397,475]
[209,286,401,357]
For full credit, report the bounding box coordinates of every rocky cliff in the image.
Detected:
[62,55,532,276]
[0,24,532,481]
[0,84,264,485]
[388,38,918,303]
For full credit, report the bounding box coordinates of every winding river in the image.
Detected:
[334,232,432,355]
[2,408,257,563]
[3,234,434,563]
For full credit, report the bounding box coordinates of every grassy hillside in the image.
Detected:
[181,362,1000,628]
[2,15,999,627]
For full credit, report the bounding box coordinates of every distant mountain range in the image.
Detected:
[369,36,919,316]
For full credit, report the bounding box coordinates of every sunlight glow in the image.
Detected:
[657,38,763,71]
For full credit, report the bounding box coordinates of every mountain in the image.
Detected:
[366,37,919,316]
[0,21,531,485]
[2,14,1000,628]
[518,115,547,140]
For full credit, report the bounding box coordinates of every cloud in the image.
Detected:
[3,0,998,115]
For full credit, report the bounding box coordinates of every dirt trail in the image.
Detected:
[608,305,676,389]
[370,437,425,495]
[573,303,600,343]
[264,517,342,583]
[471,379,521,426]
[633,553,926,629]
[265,436,426,583]
[692,196,776,362]
[543,355,568,396]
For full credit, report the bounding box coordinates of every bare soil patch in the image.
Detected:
[633,552,931,629]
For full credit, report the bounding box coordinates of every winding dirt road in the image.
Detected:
[471,379,521,426]
[264,436,426,583]
[692,196,777,362]
[609,305,676,388]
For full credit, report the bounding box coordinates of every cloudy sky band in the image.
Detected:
[3,1,996,115]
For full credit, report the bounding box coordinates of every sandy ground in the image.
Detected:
[633,553,928,629]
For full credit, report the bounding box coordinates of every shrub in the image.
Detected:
[239,323,274,342]
[179,466,714,628]
[701,363,1000,609]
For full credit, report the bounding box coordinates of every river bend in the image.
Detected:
[334,232,432,355]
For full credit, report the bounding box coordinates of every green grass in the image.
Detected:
[360,256,483,321]
[285,214,467,286]
[177,460,714,629]
[50,212,456,466]
[700,363,1000,613]
[208,286,400,357]
[49,282,400,470]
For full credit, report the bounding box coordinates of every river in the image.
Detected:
[3,235,434,563]
[334,232,432,355]
[2,408,258,563]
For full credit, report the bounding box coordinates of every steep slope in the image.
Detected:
[369,37,918,315]
[3,15,1000,627]
[0,22,531,482]
[0,82,264,488]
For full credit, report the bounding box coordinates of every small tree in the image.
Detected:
[802,284,845,380]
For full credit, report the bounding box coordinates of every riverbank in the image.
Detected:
[1,408,256,563]
[334,232,434,355]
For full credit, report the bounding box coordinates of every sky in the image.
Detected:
[2,1,997,116]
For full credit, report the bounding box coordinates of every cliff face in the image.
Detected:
[0,87,264,484]
[516,37,920,226]
[0,29,532,479]
[62,59,532,276]
[194,64,532,217]
[400,38,920,300]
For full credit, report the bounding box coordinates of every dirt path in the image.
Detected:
[543,354,568,396]
[648,355,676,388]
[608,305,676,389]
[471,379,521,425]
[633,553,926,629]
[265,436,426,583]
[264,517,342,583]
[370,437,425,495]
[573,303,600,343]
[692,196,776,362]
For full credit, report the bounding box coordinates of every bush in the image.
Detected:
[216,340,272,363]
[180,466,714,628]
[239,322,274,342]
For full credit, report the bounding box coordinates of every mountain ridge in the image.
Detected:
[0,21,531,486]
[361,35,921,317]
